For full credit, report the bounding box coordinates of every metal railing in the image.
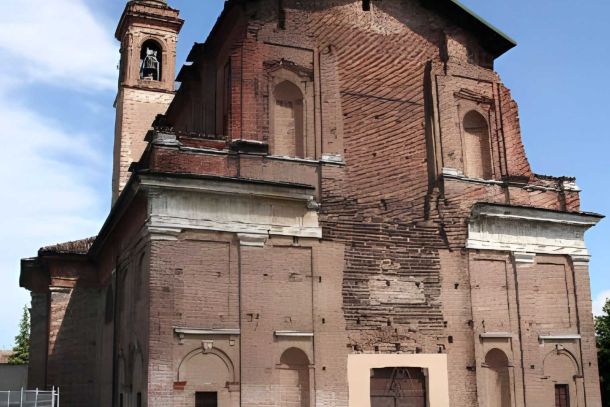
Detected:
[0,388,59,407]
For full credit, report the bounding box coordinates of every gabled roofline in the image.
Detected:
[420,0,517,57]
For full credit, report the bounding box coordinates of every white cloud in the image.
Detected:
[593,290,610,317]
[0,88,109,347]
[0,0,115,347]
[0,0,118,91]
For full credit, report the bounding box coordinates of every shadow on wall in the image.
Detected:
[46,283,101,406]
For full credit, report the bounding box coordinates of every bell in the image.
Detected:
[140,49,160,80]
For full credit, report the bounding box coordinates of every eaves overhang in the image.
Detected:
[420,0,517,57]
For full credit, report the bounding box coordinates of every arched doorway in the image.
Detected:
[484,349,512,407]
[279,348,310,407]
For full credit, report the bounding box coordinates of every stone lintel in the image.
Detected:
[480,332,513,339]
[538,335,581,343]
[274,331,314,337]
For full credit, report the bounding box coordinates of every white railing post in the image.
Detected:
[56,388,59,407]
[35,388,39,407]
[51,387,55,407]
[19,388,23,407]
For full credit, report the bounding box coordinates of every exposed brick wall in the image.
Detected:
[46,286,100,407]
[21,1,602,406]
[113,88,175,201]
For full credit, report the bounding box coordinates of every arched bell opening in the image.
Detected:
[140,40,163,81]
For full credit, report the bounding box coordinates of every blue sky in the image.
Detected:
[0,0,607,348]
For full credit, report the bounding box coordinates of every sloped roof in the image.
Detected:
[39,237,96,256]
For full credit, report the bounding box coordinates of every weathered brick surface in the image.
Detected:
[20,1,602,406]
[46,286,99,407]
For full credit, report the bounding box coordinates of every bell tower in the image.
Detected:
[113,0,183,202]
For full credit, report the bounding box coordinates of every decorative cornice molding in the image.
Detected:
[142,174,322,239]
[468,204,601,258]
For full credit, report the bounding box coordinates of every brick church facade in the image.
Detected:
[19,0,604,406]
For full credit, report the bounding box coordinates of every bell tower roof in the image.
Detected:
[133,0,167,4]
[115,0,182,41]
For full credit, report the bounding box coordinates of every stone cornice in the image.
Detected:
[467,203,602,258]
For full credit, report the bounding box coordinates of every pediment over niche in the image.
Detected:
[454,88,495,105]
[263,59,313,79]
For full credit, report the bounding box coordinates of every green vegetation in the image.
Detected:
[596,298,610,404]
[8,306,30,365]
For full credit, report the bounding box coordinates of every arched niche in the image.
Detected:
[140,39,163,81]
[273,80,305,158]
[463,110,492,179]
[543,348,580,407]
[278,347,310,407]
[484,348,512,407]
[177,346,236,388]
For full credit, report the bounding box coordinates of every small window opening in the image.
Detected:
[196,392,218,407]
[555,384,570,407]
[140,40,162,81]
[363,0,371,11]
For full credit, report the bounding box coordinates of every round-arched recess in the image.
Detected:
[140,39,163,81]
[177,347,236,387]
[279,348,310,407]
[484,348,512,407]
[273,80,305,158]
[543,349,580,407]
[463,110,492,179]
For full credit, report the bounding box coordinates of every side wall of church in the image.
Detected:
[159,1,600,406]
[146,231,349,407]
